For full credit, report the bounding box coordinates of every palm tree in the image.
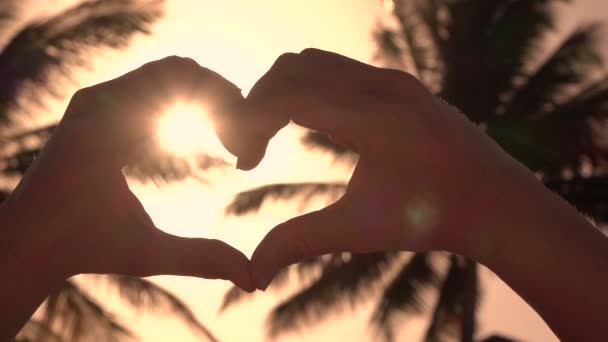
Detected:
[0,1,222,341]
[220,0,608,341]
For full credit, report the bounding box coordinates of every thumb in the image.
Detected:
[212,100,289,171]
[139,227,255,292]
[250,196,368,290]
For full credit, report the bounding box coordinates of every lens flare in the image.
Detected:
[403,199,438,238]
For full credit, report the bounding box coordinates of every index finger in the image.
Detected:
[63,56,249,162]
[233,49,415,170]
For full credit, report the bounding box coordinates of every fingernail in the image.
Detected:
[256,272,274,291]
[236,158,244,170]
[259,282,269,292]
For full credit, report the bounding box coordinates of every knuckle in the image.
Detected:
[299,47,323,56]
[207,238,229,251]
[273,52,299,70]
[385,68,418,85]
[68,87,95,109]
[152,55,199,70]
[381,69,428,95]
[71,87,90,103]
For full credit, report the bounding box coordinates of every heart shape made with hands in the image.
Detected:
[38,51,467,293]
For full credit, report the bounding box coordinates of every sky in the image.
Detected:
[18,0,608,341]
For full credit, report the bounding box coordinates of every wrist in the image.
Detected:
[0,198,72,285]
[453,155,546,265]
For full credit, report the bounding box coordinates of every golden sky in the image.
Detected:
[23,0,608,340]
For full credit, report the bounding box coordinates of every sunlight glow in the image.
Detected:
[157,103,221,157]
[382,0,395,12]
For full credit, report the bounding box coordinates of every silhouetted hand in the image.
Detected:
[1,56,254,290]
[239,48,533,290]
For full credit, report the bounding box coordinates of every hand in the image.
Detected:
[1,56,254,291]
[240,48,535,290]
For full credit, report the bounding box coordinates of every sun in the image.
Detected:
[157,103,222,157]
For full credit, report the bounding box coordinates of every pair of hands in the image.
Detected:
[1,49,526,292]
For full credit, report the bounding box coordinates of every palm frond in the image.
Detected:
[461,260,478,342]
[225,182,347,216]
[392,1,430,78]
[379,0,442,84]
[485,0,565,104]
[123,148,230,185]
[505,24,603,117]
[487,75,608,173]
[413,0,446,63]
[551,75,608,119]
[0,0,165,123]
[424,257,479,342]
[485,114,563,172]
[266,251,400,338]
[16,320,64,342]
[373,28,405,70]
[100,275,219,342]
[536,76,608,166]
[41,279,133,342]
[300,131,357,161]
[370,252,439,342]
[220,255,328,312]
[0,1,15,32]
[0,123,229,182]
[546,176,608,223]
[439,0,513,121]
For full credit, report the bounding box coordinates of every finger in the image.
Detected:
[250,195,377,290]
[234,49,419,170]
[67,56,246,156]
[235,75,386,170]
[297,48,404,91]
[139,227,254,292]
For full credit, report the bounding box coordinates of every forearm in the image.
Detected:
[0,202,65,341]
[476,164,608,341]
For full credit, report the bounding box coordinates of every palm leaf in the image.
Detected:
[15,320,64,342]
[0,0,165,123]
[424,256,479,342]
[378,0,441,83]
[225,182,347,216]
[414,0,446,63]
[392,0,432,78]
[300,131,357,161]
[370,252,439,342]
[373,28,406,70]
[123,146,230,185]
[99,275,219,342]
[0,123,230,182]
[486,76,608,173]
[266,251,400,338]
[220,255,327,312]
[485,0,565,104]
[439,0,513,121]
[41,279,133,342]
[546,175,608,223]
[504,24,603,118]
